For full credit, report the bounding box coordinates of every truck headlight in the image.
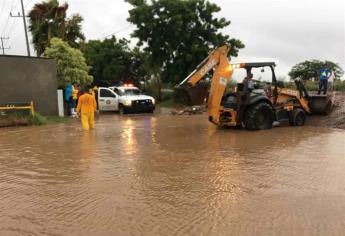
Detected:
[124,99,132,106]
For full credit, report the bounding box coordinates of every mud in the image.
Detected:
[0,114,344,236]
[308,92,345,129]
[171,105,206,115]
[0,116,30,127]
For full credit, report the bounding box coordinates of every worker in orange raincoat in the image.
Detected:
[76,88,97,130]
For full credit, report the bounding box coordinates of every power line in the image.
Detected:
[5,0,35,45]
[0,0,8,33]
[1,10,12,35]
[10,0,31,56]
[20,0,30,56]
[0,0,7,22]
[102,25,134,39]
[6,19,19,39]
[0,36,10,55]
[25,0,35,8]
[1,0,21,35]
[5,13,19,37]
[10,0,21,12]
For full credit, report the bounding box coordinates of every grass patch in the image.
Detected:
[46,116,69,124]
[0,112,68,127]
[28,113,48,126]
[28,114,69,125]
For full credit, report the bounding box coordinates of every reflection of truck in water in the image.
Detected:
[98,85,155,114]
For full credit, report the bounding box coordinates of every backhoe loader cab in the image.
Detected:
[221,62,278,129]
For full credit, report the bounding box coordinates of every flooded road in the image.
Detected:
[0,114,344,236]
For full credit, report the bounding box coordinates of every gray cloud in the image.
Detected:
[213,0,344,77]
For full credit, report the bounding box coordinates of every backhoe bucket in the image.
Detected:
[188,83,209,105]
[174,82,209,105]
[308,95,333,115]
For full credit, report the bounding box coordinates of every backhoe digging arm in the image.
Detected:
[178,44,234,125]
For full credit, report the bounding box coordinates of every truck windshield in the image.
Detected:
[120,89,141,96]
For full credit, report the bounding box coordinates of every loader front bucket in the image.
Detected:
[308,95,333,115]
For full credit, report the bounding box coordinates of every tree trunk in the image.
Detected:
[48,24,52,43]
[60,21,66,40]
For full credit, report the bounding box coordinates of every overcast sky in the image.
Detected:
[0,0,344,78]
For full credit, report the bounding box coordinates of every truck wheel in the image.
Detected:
[289,108,306,126]
[119,104,126,115]
[245,102,274,130]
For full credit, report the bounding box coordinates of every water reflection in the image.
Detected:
[0,114,344,236]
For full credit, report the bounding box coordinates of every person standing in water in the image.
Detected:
[76,88,97,130]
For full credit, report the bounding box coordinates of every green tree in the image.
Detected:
[28,0,85,56]
[126,0,245,84]
[83,37,150,86]
[130,47,151,84]
[45,38,93,88]
[289,60,344,81]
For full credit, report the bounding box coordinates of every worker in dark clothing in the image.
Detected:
[243,73,254,93]
[237,73,255,120]
[65,83,73,116]
[318,63,331,95]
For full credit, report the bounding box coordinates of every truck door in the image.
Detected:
[98,88,118,111]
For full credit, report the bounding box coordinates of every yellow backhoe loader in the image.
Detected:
[177,44,332,130]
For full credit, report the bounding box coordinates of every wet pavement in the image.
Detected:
[0,113,344,236]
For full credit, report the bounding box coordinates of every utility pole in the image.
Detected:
[10,0,31,56]
[0,37,10,55]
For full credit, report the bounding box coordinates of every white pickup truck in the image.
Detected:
[98,85,155,114]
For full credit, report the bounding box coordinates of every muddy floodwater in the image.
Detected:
[0,113,344,236]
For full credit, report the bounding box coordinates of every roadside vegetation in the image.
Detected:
[289,60,344,81]
[45,37,93,88]
[29,113,68,125]
[26,0,343,108]
[284,80,345,92]
[27,0,244,102]
[0,112,68,128]
[28,0,85,57]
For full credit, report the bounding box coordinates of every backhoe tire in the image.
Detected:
[244,102,274,130]
[289,108,306,126]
